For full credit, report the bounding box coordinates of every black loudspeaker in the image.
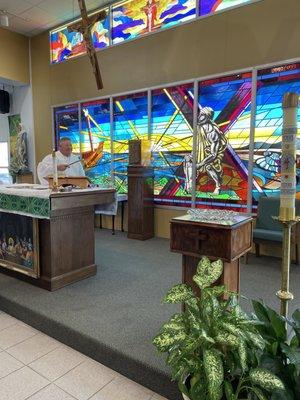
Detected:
[0,90,10,114]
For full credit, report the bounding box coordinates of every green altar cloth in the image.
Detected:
[0,185,51,219]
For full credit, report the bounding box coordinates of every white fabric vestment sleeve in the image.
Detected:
[37,154,53,185]
[77,160,85,177]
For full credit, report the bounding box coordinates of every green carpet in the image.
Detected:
[0,229,299,400]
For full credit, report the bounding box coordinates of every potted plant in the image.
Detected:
[252,301,300,400]
[153,257,286,400]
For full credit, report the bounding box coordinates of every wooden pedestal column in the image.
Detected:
[170,215,253,295]
[127,166,154,240]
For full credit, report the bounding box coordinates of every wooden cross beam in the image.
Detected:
[68,0,106,90]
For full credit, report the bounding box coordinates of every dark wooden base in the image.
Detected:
[127,232,154,241]
[0,263,96,291]
[182,255,240,296]
[127,166,154,240]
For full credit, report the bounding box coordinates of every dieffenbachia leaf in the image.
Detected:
[203,349,224,399]
[250,387,268,400]
[153,330,186,352]
[245,331,265,350]
[249,368,285,392]
[224,381,235,400]
[161,314,186,333]
[193,257,223,289]
[215,331,239,348]
[163,284,194,304]
[238,338,247,371]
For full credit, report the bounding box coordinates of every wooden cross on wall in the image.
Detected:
[68,0,106,90]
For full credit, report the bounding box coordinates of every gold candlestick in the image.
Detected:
[277,92,299,318]
[52,149,59,192]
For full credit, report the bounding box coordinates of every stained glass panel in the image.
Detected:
[113,92,148,193]
[50,9,110,64]
[151,84,194,206]
[112,0,196,44]
[253,63,300,208]
[196,73,252,211]
[81,99,111,185]
[54,104,80,153]
[199,0,252,16]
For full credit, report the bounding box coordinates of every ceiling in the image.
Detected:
[0,0,114,37]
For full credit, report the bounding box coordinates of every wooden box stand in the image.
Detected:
[127,166,154,240]
[170,214,253,295]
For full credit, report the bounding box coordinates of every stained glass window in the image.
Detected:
[112,0,196,44]
[50,9,110,64]
[151,84,194,206]
[199,0,252,16]
[54,104,80,153]
[196,73,252,211]
[253,63,300,208]
[81,99,111,185]
[113,92,148,193]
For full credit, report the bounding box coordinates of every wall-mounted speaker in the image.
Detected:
[0,90,10,114]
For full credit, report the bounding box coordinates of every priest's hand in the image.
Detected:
[57,164,69,171]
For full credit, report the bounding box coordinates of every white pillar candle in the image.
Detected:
[279,93,299,221]
[52,149,58,189]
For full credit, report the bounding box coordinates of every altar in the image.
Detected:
[0,184,115,290]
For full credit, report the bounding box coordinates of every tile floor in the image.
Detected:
[0,311,168,400]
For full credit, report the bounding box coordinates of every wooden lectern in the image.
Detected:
[127,139,154,240]
[170,214,253,295]
[47,176,90,189]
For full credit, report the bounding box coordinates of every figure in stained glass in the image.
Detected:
[196,106,227,194]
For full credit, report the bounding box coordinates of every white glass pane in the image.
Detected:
[0,142,8,167]
[0,168,11,184]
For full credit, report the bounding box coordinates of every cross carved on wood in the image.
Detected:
[68,0,106,90]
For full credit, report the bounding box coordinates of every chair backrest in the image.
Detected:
[256,197,282,231]
[256,196,300,231]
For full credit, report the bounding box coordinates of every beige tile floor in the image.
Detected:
[0,311,168,400]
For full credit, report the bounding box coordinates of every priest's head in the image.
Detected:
[59,137,73,157]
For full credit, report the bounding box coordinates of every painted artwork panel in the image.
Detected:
[50,9,110,64]
[112,0,196,44]
[253,63,300,209]
[199,0,251,16]
[54,104,80,153]
[113,92,148,193]
[0,212,39,278]
[151,84,194,206]
[8,114,21,159]
[81,99,111,185]
[196,72,252,211]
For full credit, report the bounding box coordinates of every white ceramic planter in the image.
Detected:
[182,394,190,400]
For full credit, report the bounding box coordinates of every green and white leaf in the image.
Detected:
[238,339,247,371]
[215,331,239,348]
[245,331,265,350]
[153,330,186,352]
[249,368,285,392]
[161,314,186,332]
[193,257,223,289]
[203,349,224,397]
[163,284,194,304]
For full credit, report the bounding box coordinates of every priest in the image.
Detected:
[37,137,85,185]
